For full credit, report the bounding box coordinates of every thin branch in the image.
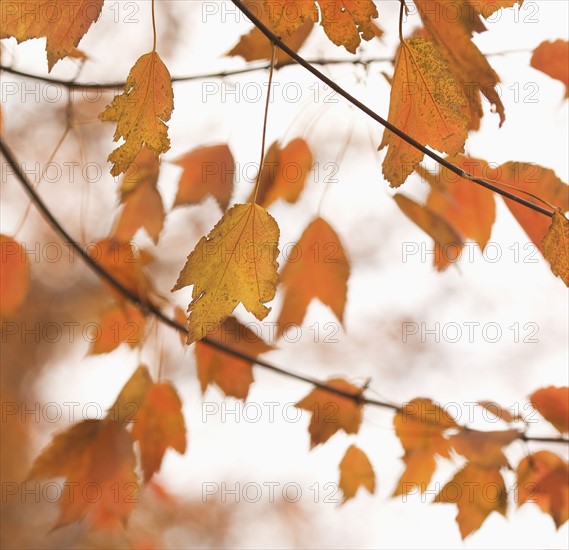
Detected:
[1,138,567,447]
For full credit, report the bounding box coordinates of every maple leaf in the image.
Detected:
[531,39,569,98]
[380,38,469,187]
[28,418,138,530]
[393,398,457,495]
[107,365,153,424]
[338,444,375,503]
[173,144,235,212]
[435,463,507,539]
[90,303,146,355]
[467,0,524,19]
[542,211,569,287]
[497,162,569,255]
[172,203,280,343]
[278,217,349,334]
[132,382,187,482]
[251,139,314,208]
[195,316,274,399]
[0,0,104,71]
[449,428,519,469]
[530,386,569,434]
[0,234,29,318]
[113,147,164,244]
[393,194,464,272]
[100,52,174,176]
[296,378,364,448]
[517,451,569,528]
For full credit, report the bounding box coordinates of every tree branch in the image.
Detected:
[1,138,567,447]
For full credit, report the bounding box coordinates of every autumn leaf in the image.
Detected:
[498,162,569,255]
[107,365,153,424]
[531,39,569,98]
[530,386,569,434]
[517,451,569,528]
[278,217,349,334]
[173,145,235,211]
[449,428,519,468]
[296,378,363,448]
[132,381,187,482]
[28,418,138,530]
[477,401,517,423]
[435,464,507,539]
[90,303,146,355]
[467,0,524,19]
[393,194,464,272]
[542,211,569,286]
[0,234,29,318]
[0,0,104,71]
[380,38,469,187]
[195,316,274,399]
[100,52,174,176]
[172,203,280,343]
[113,147,164,244]
[174,306,189,346]
[338,445,375,503]
[393,398,457,495]
[251,139,314,208]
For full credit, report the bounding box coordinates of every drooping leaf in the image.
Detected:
[296,378,363,448]
[172,203,280,343]
[277,217,349,334]
[530,39,569,98]
[380,38,469,187]
[542,211,569,287]
[435,464,507,539]
[131,382,187,482]
[195,316,273,399]
[0,234,29,318]
[113,147,164,244]
[173,144,235,211]
[530,386,569,434]
[338,444,375,503]
[517,451,569,528]
[107,365,153,424]
[100,52,174,176]
[0,0,104,71]
[28,419,138,530]
[90,303,146,355]
[450,428,519,468]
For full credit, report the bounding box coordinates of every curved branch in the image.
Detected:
[1,138,567,447]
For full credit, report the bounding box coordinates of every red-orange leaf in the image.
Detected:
[338,445,375,503]
[531,39,569,98]
[530,386,569,434]
[0,234,29,318]
[90,303,146,355]
[195,316,273,399]
[173,145,235,211]
[296,378,363,448]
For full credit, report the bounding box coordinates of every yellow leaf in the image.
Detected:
[338,444,375,503]
[542,211,569,287]
[172,203,280,343]
[100,52,173,176]
[380,38,469,187]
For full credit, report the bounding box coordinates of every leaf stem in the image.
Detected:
[151,0,157,52]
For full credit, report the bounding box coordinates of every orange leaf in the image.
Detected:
[107,365,153,424]
[0,0,104,71]
[380,38,469,187]
[435,464,507,539]
[251,139,314,208]
[530,386,569,434]
[531,39,569,98]
[467,0,523,19]
[450,428,519,468]
[173,145,235,211]
[132,382,187,482]
[477,401,517,423]
[338,444,375,503]
[517,451,569,528]
[278,217,349,334]
[195,316,273,399]
[263,0,317,36]
[113,147,164,244]
[100,52,173,176]
[174,306,189,346]
[542,211,569,286]
[296,378,363,448]
[172,203,280,343]
[28,418,138,530]
[0,234,29,318]
[90,303,146,355]
[497,162,569,255]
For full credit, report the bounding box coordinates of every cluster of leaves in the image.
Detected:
[1,0,568,542]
